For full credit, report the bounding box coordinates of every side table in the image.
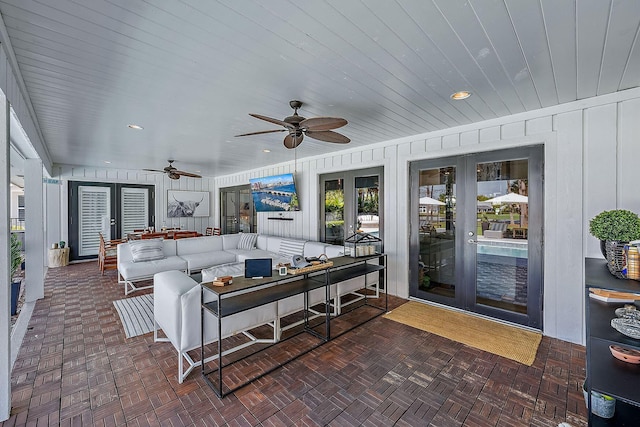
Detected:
[48,247,69,267]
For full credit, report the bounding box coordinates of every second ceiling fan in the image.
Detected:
[235,100,350,149]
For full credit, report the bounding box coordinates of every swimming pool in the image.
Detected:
[477,244,528,259]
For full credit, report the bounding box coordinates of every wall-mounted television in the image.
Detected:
[249,173,300,212]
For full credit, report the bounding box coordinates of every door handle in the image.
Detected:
[110,218,116,225]
[467,239,477,244]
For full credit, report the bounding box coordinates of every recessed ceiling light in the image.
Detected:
[263,149,271,153]
[451,91,471,100]
[104,161,111,164]
[195,170,201,173]
[127,124,144,130]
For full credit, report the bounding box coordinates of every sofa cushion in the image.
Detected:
[176,236,223,256]
[229,249,291,267]
[179,251,238,272]
[120,256,187,281]
[201,262,245,281]
[129,239,165,262]
[222,234,241,250]
[237,233,258,249]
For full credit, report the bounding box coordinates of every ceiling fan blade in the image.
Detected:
[300,117,347,131]
[249,113,295,129]
[305,130,350,144]
[175,170,202,178]
[143,168,166,173]
[235,129,286,137]
[283,133,304,149]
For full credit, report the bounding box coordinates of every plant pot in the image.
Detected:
[600,240,607,258]
[10,279,21,316]
[605,240,627,279]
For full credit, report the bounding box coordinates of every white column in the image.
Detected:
[0,92,11,421]
[24,159,44,301]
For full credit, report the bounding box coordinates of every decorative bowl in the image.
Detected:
[611,317,640,339]
[615,306,640,321]
[609,345,640,364]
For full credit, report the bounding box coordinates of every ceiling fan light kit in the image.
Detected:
[235,100,350,149]
[143,160,202,180]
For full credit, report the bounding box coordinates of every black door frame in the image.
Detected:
[68,181,155,261]
[409,146,543,328]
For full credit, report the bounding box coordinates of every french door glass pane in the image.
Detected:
[324,179,344,245]
[79,186,110,256]
[121,187,148,236]
[356,176,380,237]
[238,189,252,233]
[418,166,456,297]
[476,160,529,314]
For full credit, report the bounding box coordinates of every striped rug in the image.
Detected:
[113,294,154,338]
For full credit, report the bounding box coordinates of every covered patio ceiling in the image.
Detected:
[0,0,639,177]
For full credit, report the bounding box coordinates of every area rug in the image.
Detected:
[383,301,542,366]
[113,294,154,338]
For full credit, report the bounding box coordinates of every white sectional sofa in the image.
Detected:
[141,233,381,383]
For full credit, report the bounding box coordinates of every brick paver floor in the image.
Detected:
[2,262,587,426]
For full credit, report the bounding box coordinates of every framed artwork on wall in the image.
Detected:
[167,190,210,217]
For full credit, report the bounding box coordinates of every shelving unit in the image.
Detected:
[585,258,640,426]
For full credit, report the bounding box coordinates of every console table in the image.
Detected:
[200,254,387,397]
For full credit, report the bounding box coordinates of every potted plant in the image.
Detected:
[589,210,640,278]
[589,210,640,246]
[10,233,23,316]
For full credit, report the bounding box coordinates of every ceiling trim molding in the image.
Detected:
[0,11,52,175]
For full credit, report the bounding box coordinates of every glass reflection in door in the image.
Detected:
[356,176,380,237]
[324,179,345,245]
[475,160,528,314]
[418,166,456,298]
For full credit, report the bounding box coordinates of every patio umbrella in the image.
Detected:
[419,196,445,205]
[485,193,528,204]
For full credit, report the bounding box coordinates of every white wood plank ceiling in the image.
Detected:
[1,0,639,177]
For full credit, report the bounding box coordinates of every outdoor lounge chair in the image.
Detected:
[483,222,508,239]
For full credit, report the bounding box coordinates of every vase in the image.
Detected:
[10,279,21,316]
[600,240,607,258]
[604,240,627,279]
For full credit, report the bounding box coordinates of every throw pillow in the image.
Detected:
[129,239,165,262]
[279,239,306,257]
[237,233,258,250]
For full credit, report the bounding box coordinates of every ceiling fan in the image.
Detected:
[143,160,201,180]
[235,100,350,149]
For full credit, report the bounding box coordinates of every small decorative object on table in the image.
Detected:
[611,317,640,339]
[344,231,382,258]
[609,344,640,364]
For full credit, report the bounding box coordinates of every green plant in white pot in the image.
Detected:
[589,210,640,278]
[10,233,23,315]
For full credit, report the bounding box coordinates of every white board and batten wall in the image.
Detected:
[43,87,640,344]
[52,166,216,245]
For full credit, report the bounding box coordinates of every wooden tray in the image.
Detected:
[287,261,333,275]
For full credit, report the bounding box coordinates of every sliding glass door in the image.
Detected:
[409,146,543,328]
[221,185,255,234]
